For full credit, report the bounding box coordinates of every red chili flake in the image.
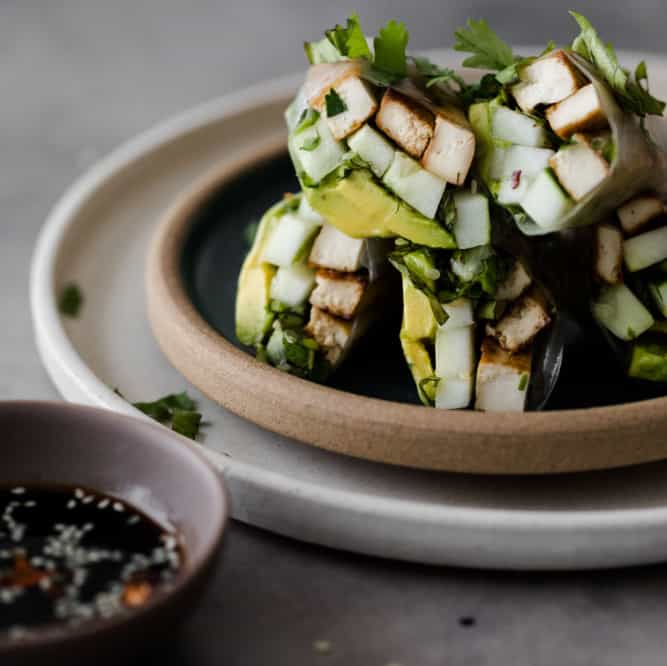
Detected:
[511,170,522,190]
[122,581,153,608]
[1,555,50,589]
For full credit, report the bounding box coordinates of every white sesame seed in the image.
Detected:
[112,502,124,512]
[11,487,26,495]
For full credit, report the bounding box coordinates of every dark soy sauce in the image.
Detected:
[0,485,183,640]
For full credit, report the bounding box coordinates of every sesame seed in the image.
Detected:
[11,488,26,495]
[313,640,332,655]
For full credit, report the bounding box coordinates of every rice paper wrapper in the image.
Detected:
[515,51,667,236]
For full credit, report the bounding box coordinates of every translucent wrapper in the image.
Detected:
[515,51,667,236]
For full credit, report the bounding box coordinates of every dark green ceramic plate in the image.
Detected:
[180,152,665,411]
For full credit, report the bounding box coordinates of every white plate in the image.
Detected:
[30,50,667,569]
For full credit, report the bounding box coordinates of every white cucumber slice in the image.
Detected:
[623,226,667,272]
[266,328,287,366]
[434,375,474,410]
[289,116,345,184]
[270,264,316,307]
[649,278,667,317]
[489,146,555,180]
[442,298,475,329]
[497,174,532,205]
[297,195,324,225]
[435,325,476,378]
[592,283,654,341]
[262,213,320,267]
[452,191,491,249]
[347,124,395,178]
[492,106,549,147]
[520,169,573,230]
[382,152,447,219]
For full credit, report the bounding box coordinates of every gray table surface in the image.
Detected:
[4,1,667,663]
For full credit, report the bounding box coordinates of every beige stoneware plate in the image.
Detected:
[31,51,667,569]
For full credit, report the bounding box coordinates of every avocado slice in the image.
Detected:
[399,276,438,405]
[236,198,297,346]
[304,169,456,249]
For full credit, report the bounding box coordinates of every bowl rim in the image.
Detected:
[0,400,228,654]
[144,142,667,475]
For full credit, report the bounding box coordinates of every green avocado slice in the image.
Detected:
[305,169,456,249]
[399,276,438,405]
[628,334,667,382]
[235,198,296,346]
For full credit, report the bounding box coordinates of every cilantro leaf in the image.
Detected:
[58,283,84,318]
[325,89,347,117]
[411,56,467,90]
[171,409,202,440]
[570,12,665,117]
[374,19,408,78]
[454,19,516,71]
[325,12,371,60]
[132,392,203,440]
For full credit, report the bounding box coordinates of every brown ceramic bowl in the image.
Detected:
[0,401,227,666]
[146,150,667,476]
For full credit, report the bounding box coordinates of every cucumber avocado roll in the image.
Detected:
[460,13,667,236]
[236,193,392,380]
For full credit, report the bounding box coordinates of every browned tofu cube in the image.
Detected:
[617,195,665,236]
[511,50,586,113]
[420,106,475,185]
[486,289,551,352]
[495,261,532,301]
[375,88,434,159]
[475,338,533,413]
[545,83,608,139]
[309,269,367,320]
[549,137,610,201]
[304,307,352,365]
[594,224,624,285]
[303,61,363,110]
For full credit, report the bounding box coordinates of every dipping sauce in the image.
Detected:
[0,485,183,639]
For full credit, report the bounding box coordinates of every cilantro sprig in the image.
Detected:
[133,392,203,440]
[569,12,665,118]
[310,14,410,85]
[454,19,516,71]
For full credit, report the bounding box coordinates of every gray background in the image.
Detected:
[4,1,667,663]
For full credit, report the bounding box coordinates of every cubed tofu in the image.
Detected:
[304,306,352,365]
[617,195,665,236]
[309,269,367,320]
[475,338,532,412]
[376,89,434,159]
[511,50,586,113]
[594,224,624,285]
[309,223,365,272]
[545,83,608,139]
[303,61,363,110]
[495,261,532,301]
[486,289,551,352]
[324,76,378,140]
[420,107,476,185]
[549,139,610,202]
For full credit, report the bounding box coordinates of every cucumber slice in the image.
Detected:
[297,195,324,225]
[649,278,667,317]
[452,191,491,249]
[520,169,573,231]
[592,283,655,341]
[289,117,346,184]
[488,146,555,180]
[262,213,320,267]
[442,298,475,329]
[382,152,447,220]
[624,226,667,272]
[347,124,395,178]
[450,246,493,282]
[270,264,316,307]
[435,325,476,378]
[434,375,474,410]
[304,37,343,64]
[629,336,667,382]
[497,174,532,205]
[266,327,287,366]
[492,106,549,147]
